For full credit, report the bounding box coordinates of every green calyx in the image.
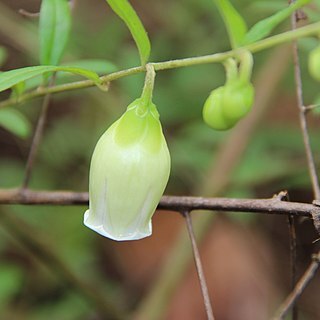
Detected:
[114,98,162,153]
[114,64,162,153]
[203,86,237,130]
[222,81,254,121]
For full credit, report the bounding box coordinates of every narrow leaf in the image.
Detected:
[243,0,311,45]
[0,66,101,92]
[106,0,151,65]
[0,109,31,139]
[39,0,71,65]
[20,60,117,91]
[214,0,248,48]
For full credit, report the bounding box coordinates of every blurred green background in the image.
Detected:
[0,0,320,319]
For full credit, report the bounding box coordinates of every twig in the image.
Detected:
[281,190,298,320]
[272,4,320,320]
[18,9,39,18]
[312,200,320,235]
[288,214,298,320]
[1,21,320,109]
[182,210,214,320]
[22,76,56,189]
[272,251,320,320]
[290,7,320,200]
[0,188,318,217]
[303,104,320,113]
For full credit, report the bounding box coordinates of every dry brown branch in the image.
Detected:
[182,210,214,320]
[0,188,317,218]
[311,201,320,235]
[18,9,39,18]
[271,4,320,319]
[290,4,320,201]
[22,76,56,188]
[288,214,298,320]
[272,251,320,320]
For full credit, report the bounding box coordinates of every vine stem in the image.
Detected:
[21,75,56,188]
[288,214,298,320]
[290,16,320,201]
[139,64,156,113]
[1,21,320,109]
[141,64,156,103]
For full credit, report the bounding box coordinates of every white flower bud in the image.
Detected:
[84,98,170,241]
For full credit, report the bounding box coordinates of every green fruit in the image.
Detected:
[309,45,320,81]
[202,87,237,130]
[222,81,254,122]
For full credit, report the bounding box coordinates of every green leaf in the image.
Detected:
[17,60,116,92]
[0,108,31,139]
[39,0,71,65]
[242,0,311,45]
[106,0,151,65]
[213,0,248,49]
[0,65,101,92]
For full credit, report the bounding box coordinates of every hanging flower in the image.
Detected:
[84,66,170,241]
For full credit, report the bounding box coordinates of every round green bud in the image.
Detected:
[309,45,320,82]
[202,87,237,130]
[221,81,254,122]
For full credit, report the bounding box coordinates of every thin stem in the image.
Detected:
[272,251,320,320]
[288,215,298,320]
[312,200,320,235]
[272,4,320,320]
[1,21,320,109]
[138,64,156,113]
[21,75,55,189]
[303,104,320,113]
[182,210,214,320]
[224,58,238,84]
[0,67,144,109]
[238,50,253,83]
[290,13,320,200]
[141,64,156,104]
[18,9,39,18]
